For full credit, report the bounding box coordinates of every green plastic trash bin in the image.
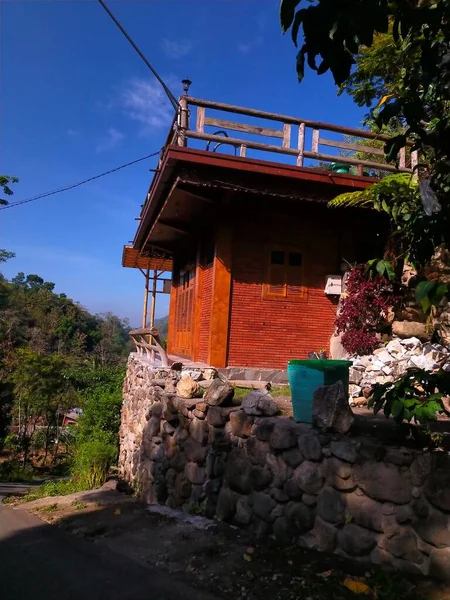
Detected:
[287,359,352,423]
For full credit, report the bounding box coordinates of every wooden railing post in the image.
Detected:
[297,123,305,166]
[129,327,169,367]
[311,128,320,154]
[178,96,189,147]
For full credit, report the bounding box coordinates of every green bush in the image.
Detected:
[0,461,35,482]
[72,439,117,489]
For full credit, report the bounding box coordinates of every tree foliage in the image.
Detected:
[280,0,450,187]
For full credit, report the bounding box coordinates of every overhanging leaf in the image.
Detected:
[280,0,302,34]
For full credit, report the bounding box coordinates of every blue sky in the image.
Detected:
[1,0,367,326]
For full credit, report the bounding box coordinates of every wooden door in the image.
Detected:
[172,267,195,357]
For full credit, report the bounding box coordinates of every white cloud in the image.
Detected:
[120,77,177,133]
[237,36,263,54]
[67,128,79,137]
[96,127,125,152]
[162,38,192,59]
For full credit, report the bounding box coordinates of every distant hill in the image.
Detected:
[155,315,169,339]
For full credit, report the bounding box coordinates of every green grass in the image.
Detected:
[0,461,36,483]
[71,500,88,510]
[34,502,59,513]
[18,478,87,503]
[233,385,291,404]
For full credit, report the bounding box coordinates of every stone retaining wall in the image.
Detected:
[119,355,450,582]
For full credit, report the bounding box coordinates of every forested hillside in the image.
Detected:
[0,250,132,479]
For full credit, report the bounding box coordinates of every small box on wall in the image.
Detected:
[324,275,342,295]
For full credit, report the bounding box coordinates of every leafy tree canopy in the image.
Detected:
[280,0,450,187]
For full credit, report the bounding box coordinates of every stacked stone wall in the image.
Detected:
[119,355,450,582]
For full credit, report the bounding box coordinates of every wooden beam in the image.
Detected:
[204,116,284,139]
[186,96,414,145]
[166,265,177,355]
[176,184,219,205]
[319,137,385,156]
[158,219,193,236]
[196,106,205,133]
[208,225,232,368]
[282,123,291,149]
[297,123,305,167]
[192,238,203,362]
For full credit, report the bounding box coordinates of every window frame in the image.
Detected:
[262,245,307,302]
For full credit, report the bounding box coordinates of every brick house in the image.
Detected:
[123,94,414,370]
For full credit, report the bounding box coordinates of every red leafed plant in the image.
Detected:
[336,266,400,355]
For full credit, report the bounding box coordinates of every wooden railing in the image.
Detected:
[129,327,169,367]
[171,96,417,175]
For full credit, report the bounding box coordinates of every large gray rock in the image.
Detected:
[229,410,255,437]
[216,487,236,522]
[247,437,271,466]
[184,462,206,485]
[306,517,337,552]
[325,457,356,491]
[356,461,412,504]
[430,548,450,583]
[189,417,208,444]
[183,436,207,463]
[410,453,432,486]
[269,420,299,450]
[330,440,358,463]
[203,377,234,406]
[282,448,304,468]
[241,390,278,416]
[384,531,423,564]
[424,465,450,512]
[312,381,354,434]
[298,433,322,461]
[234,496,252,525]
[284,501,315,533]
[317,487,346,526]
[293,460,324,495]
[206,406,225,426]
[414,512,450,548]
[250,466,273,490]
[338,524,377,556]
[225,448,252,494]
[176,375,200,399]
[392,320,431,342]
[266,453,289,488]
[346,493,384,532]
[251,491,276,521]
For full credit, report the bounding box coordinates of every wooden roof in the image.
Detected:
[122,246,172,271]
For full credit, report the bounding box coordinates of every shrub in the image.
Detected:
[0,461,35,482]
[336,266,400,355]
[72,439,117,489]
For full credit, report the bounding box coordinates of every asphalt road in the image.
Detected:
[0,483,218,600]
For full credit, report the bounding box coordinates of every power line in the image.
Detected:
[0,149,162,211]
[97,0,179,111]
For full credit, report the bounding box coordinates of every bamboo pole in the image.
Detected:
[142,267,150,328]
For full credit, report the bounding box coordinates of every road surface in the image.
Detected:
[0,483,218,600]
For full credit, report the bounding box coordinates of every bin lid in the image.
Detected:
[288,359,352,369]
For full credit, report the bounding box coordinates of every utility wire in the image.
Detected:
[97,0,179,111]
[0,149,162,211]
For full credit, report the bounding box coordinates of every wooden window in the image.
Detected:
[262,246,307,301]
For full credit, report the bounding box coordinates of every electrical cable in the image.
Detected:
[97,0,179,111]
[0,149,162,211]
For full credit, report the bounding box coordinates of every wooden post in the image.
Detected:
[192,239,204,362]
[142,267,150,328]
[297,123,305,166]
[178,96,189,147]
[312,128,320,154]
[208,225,233,367]
[282,123,291,149]
[150,270,157,327]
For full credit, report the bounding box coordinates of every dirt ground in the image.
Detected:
[5,485,450,600]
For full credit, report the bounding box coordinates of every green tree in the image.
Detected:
[280,0,450,186]
[8,350,77,465]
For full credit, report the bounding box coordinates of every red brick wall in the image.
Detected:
[227,199,383,369]
[198,264,214,363]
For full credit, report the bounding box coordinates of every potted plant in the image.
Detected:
[318,348,327,359]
